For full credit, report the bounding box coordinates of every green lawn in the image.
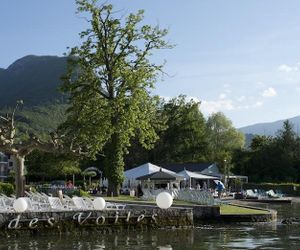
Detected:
[220,204,269,215]
[104,195,195,205]
[104,196,269,215]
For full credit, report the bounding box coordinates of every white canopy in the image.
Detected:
[124,163,176,186]
[177,169,219,180]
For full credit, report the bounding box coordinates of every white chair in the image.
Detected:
[48,197,70,211]
[141,189,155,201]
[82,197,95,209]
[266,189,282,198]
[0,197,14,212]
[72,196,91,210]
[106,202,126,210]
[246,189,259,199]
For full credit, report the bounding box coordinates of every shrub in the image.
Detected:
[0,182,14,196]
[79,190,91,197]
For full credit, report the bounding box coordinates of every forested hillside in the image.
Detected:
[0,55,67,107]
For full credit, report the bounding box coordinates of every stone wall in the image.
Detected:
[115,201,220,221]
[0,207,193,235]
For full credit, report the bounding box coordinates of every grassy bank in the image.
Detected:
[104,195,269,215]
[220,204,269,215]
[105,195,196,206]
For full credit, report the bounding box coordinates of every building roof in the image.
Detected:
[161,163,215,173]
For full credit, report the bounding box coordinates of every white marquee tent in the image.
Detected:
[177,169,219,180]
[124,162,176,187]
[177,169,219,188]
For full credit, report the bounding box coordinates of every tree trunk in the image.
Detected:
[107,182,120,197]
[15,154,26,198]
[104,134,124,197]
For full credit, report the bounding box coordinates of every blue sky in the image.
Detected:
[1,0,300,127]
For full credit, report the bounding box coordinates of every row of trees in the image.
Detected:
[124,96,245,171]
[25,96,244,188]
[233,120,300,182]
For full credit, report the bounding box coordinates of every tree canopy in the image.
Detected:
[206,112,245,173]
[232,120,300,182]
[151,96,208,163]
[61,0,172,195]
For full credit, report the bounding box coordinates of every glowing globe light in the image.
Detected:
[13,198,28,213]
[93,197,106,210]
[156,192,173,209]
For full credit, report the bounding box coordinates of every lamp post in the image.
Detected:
[224,159,227,190]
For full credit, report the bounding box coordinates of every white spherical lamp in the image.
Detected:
[13,198,28,213]
[156,192,173,209]
[93,197,106,210]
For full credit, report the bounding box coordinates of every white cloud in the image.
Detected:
[256,81,265,87]
[219,93,226,99]
[223,84,232,94]
[262,87,277,97]
[236,101,263,110]
[236,105,250,110]
[160,95,172,102]
[185,96,200,103]
[201,99,234,115]
[160,95,201,103]
[236,95,246,102]
[278,63,299,73]
[253,101,263,107]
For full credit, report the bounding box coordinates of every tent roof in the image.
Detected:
[227,175,248,179]
[177,169,219,180]
[161,163,215,173]
[136,169,183,181]
[124,162,176,180]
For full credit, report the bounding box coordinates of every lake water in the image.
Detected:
[2,201,300,250]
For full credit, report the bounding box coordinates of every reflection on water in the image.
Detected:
[1,202,300,250]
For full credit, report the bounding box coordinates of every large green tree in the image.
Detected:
[61,0,172,195]
[151,96,208,163]
[206,112,245,173]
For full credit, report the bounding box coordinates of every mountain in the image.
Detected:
[239,116,300,136]
[0,55,68,108]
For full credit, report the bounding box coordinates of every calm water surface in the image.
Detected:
[2,202,300,250]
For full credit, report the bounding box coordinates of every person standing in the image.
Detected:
[216,181,224,198]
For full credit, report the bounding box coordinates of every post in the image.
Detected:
[99,170,102,187]
[224,159,228,194]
